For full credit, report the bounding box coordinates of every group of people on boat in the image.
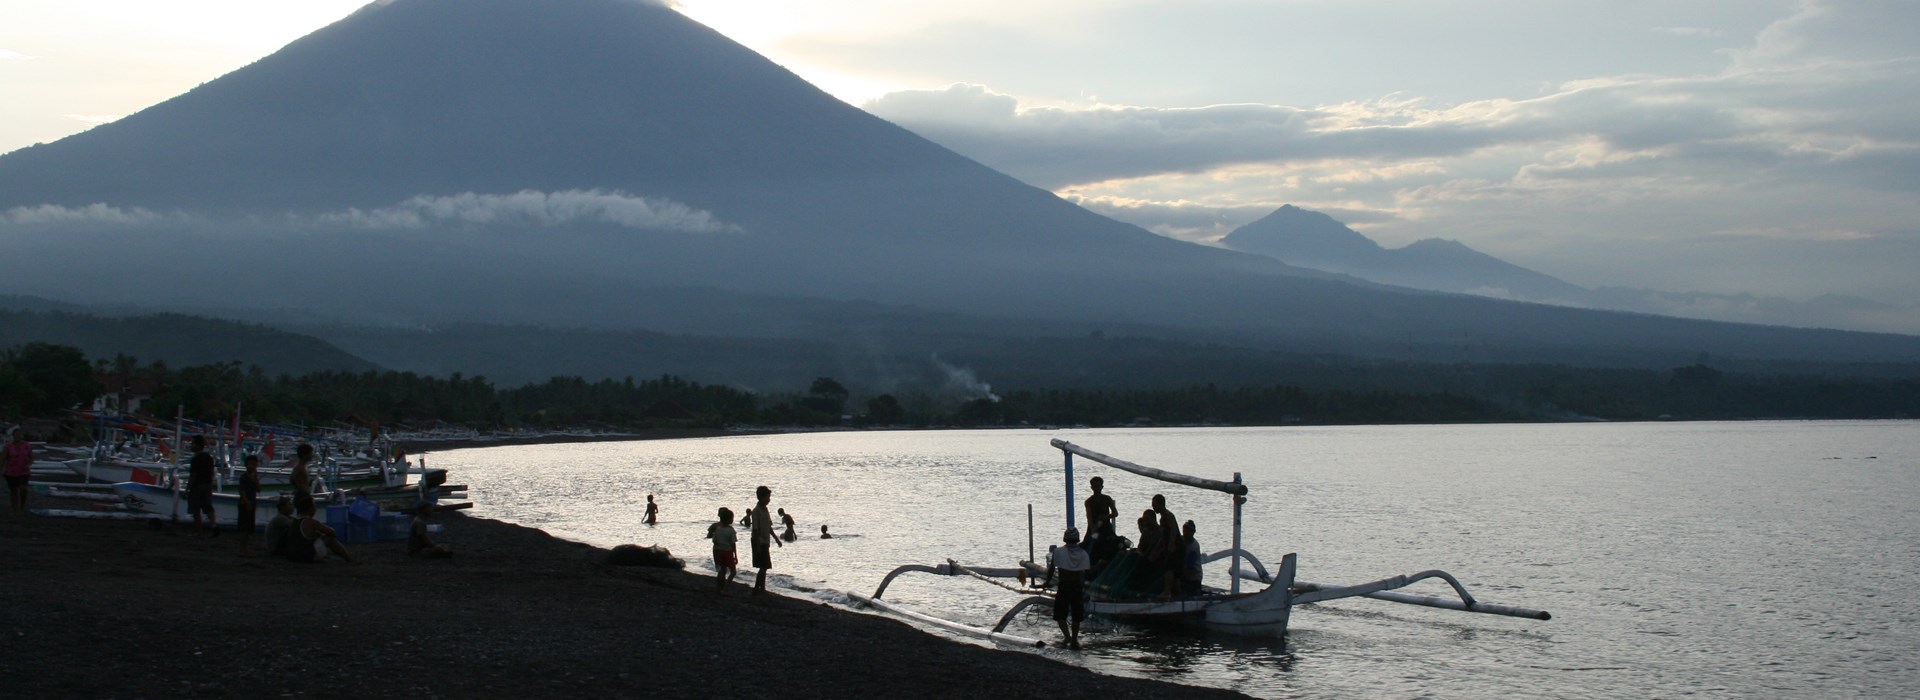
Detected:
[1046,476,1206,649]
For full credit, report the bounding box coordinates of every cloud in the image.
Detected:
[861,1,1920,303]
[64,114,123,126]
[0,49,31,60]
[320,190,742,233]
[2,203,167,226]
[1651,27,1725,38]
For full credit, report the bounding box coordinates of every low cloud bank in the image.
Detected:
[322,190,741,233]
[2,202,167,226]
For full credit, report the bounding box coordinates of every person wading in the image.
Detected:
[750,485,783,595]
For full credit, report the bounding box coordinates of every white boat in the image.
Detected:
[856,439,1549,644]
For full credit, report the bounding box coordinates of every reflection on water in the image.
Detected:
[433,421,1920,698]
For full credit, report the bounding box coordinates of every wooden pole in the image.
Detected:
[1231,471,1243,595]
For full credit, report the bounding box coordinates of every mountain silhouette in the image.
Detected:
[1224,205,1587,301]
[1224,205,1920,335]
[2,0,1916,373]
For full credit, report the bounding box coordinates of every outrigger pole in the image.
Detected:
[1050,439,1251,594]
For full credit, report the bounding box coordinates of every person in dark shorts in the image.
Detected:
[750,485,782,595]
[186,435,217,534]
[4,429,33,514]
[236,454,262,552]
[1048,527,1091,650]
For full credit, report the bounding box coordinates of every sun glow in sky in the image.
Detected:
[3,0,1918,313]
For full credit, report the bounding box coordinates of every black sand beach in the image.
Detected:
[1,501,1247,699]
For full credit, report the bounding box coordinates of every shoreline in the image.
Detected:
[2,497,1247,698]
[399,427,762,454]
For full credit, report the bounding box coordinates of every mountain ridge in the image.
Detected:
[2,0,1918,375]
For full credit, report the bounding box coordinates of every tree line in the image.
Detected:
[3,342,1916,436]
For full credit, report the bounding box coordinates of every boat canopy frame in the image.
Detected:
[1051,438,1252,594]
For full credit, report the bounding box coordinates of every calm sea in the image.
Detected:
[433,421,1920,698]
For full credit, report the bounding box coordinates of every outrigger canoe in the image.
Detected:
[854,439,1548,645]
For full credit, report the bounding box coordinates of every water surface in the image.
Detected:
[434,421,1920,698]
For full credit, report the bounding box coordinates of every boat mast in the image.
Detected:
[1063,448,1076,530]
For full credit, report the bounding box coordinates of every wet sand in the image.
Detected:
[1,503,1246,699]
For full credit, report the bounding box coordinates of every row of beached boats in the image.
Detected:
[25,412,466,528]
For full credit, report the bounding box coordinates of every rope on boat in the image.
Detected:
[948,559,1051,596]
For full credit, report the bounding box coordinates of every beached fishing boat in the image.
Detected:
[854,439,1549,644]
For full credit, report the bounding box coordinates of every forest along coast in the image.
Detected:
[1,493,1246,699]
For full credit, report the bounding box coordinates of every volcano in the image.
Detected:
[1,0,1915,370]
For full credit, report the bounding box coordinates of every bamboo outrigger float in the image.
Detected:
[855,439,1549,644]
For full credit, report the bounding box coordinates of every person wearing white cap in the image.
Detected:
[1047,527,1092,650]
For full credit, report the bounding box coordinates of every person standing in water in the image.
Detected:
[1047,527,1091,650]
[778,507,796,543]
[708,507,738,594]
[750,485,782,595]
[644,494,658,526]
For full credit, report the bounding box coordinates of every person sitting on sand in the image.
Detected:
[708,507,738,593]
[264,498,295,557]
[409,501,452,558]
[778,507,796,543]
[1046,527,1091,650]
[281,494,355,563]
[644,494,658,526]
[819,524,832,539]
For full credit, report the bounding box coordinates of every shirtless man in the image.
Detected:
[750,486,783,595]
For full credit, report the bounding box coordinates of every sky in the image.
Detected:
[3,0,1917,305]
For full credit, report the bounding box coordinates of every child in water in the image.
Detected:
[707,507,738,594]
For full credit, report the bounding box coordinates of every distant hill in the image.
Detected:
[1223,205,1588,301]
[3,0,1918,375]
[0,304,380,375]
[1223,206,1920,335]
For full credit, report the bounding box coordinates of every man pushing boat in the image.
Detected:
[1047,527,1091,650]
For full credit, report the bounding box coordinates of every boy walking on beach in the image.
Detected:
[750,485,782,595]
[708,507,737,593]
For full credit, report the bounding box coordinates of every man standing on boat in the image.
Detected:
[750,485,782,595]
[1084,476,1118,535]
[1048,527,1091,650]
[1151,494,1181,599]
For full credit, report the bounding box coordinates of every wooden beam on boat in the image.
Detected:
[848,592,1046,648]
[1293,577,1551,621]
[29,509,154,521]
[1050,439,1248,495]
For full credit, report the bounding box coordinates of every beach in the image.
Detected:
[1,500,1246,699]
